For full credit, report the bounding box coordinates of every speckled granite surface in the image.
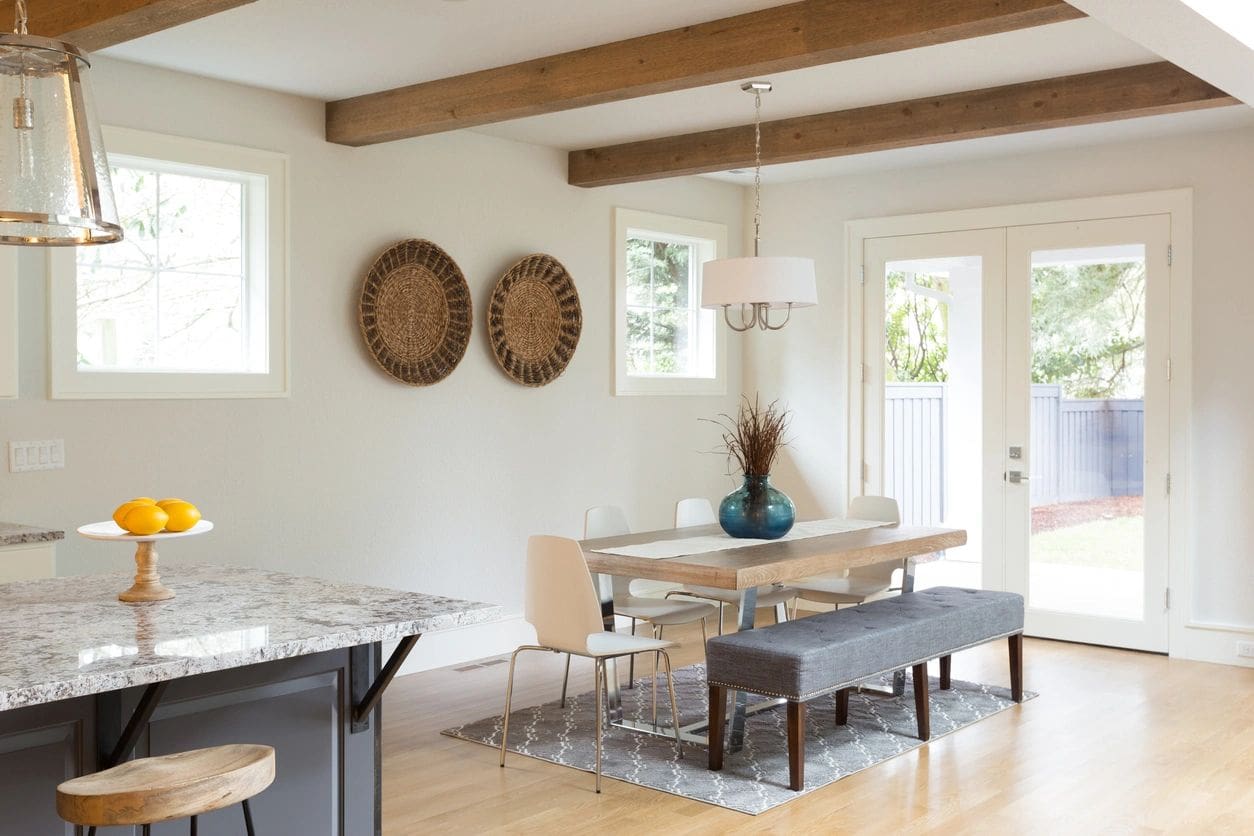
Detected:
[0,564,500,711]
[0,522,65,547]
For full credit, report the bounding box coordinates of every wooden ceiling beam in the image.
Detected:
[0,0,258,52]
[325,0,1085,147]
[567,62,1239,187]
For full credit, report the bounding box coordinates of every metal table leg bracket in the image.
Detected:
[99,680,170,770]
[351,634,421,733]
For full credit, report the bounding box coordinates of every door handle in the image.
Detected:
[1006,471,1030,484]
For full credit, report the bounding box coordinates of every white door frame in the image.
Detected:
[845,189,1193,654]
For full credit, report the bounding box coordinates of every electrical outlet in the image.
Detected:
[1238,641,1254,659]
[8,440,64,472]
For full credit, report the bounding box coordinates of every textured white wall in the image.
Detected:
[0,59,748,665]
[745,124,1254,662]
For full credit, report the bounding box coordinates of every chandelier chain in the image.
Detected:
[752,89,762,258]
[14,0,27,35]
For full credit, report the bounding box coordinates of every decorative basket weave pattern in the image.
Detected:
[487,254,582,387]
[359,239,472,386]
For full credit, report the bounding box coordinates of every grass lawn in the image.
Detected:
[1031,515,1144,571]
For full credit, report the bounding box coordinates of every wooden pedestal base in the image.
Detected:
[118,541,175,603]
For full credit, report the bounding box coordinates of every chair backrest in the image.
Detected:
[584,505,630,539]
[525,535,605,651]
[848,495,901,525]
[675,497,717,528]
[584,505,632,601]
[848,496,902,583]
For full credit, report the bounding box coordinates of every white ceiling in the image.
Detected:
[101,0,1254,180]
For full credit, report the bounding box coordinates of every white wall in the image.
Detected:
[746,124,1254,666]
[0,58,747,669]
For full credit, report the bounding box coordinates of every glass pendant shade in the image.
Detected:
[0,33,120,245]
[701,256,818,309]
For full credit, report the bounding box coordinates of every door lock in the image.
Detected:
[1006,470,1030,484]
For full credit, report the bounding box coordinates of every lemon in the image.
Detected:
[120,504,168,536]
[131,497,157,504]
[161,501,201,533]
[156,498,185,510]
[113,500,152,527]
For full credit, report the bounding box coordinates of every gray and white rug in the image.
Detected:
[442,663,1034,815]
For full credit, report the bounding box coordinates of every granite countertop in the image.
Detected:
[0,564,500,712]
[0,522,65,547]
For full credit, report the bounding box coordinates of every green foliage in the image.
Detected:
[1030,261,1144,398]
[625,237,691,374]
[885,271,948,383]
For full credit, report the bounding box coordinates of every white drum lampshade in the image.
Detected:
[701,256,817,310]
[0,31,121,245]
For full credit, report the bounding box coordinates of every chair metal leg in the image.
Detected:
[628,618,636,688]
[700,616,708,648]
[560,653,572,708]
[242,798,256,836]
[594,659,604,793]
[660,649,683,759]
[499,647,525,768]
[652,648,659,726]
[717,602,725,635]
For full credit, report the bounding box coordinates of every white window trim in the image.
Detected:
[48,126,289,399]
[613,207,727,396]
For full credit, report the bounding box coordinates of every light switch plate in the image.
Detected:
[8,440,64,472]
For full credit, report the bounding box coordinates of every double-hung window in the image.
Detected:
[49,127,288,398]
[614,208,726,396]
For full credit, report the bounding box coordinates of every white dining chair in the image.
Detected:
[791,496,903,610]
[666,497,799,634]
[500,535,683,793]
[569,506,717,700]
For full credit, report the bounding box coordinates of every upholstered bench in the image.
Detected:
[705,586,1025,790]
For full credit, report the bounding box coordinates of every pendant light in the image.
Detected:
[0,0,121,245]
[701,81,815,331]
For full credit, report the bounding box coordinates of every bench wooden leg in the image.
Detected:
[834,687,849,726]
[787,700,805,790]
[939,655,951,690]
[1009,633,1024,702]
[708,684,726,771]
[912,663,930,741]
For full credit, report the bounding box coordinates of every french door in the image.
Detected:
[861,215,1172,652]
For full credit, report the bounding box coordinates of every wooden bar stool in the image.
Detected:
[57,744,275,835]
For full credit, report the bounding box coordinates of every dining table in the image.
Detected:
[579,519,967,751]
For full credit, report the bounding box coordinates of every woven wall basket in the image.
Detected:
[487,254,582,387]
[359,239,472,386]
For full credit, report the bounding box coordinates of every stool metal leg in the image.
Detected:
[191,814,198,834]
[242,798,256,836]
[142,825,151,836]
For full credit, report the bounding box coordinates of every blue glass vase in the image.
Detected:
[719,474,796,540]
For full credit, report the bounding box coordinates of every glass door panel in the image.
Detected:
[1006,217,1169,651]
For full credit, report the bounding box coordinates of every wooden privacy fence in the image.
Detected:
[884,383,1144,525]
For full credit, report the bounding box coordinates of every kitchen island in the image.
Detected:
[0,564,498,835]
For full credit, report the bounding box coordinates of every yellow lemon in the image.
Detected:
[113,500,152,527]
[161,501,201,533]
[156,498,185,510]
[131,497,157,505]
[120,504,168,536]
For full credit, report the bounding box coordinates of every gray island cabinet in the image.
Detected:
[0,564,499,835]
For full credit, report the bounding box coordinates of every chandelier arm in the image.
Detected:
[721,304,753,333]
[14,0,27,35]
[760,303,795,331]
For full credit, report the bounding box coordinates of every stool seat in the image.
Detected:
[57,744,275,827]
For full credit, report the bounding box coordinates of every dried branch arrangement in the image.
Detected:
[709,395,791,476]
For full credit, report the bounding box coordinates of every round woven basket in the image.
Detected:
[487,254,582,387]
[358,239,472,386]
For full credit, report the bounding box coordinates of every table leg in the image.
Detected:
[891,558,917,696]
[727,586,759,753]
[593,572,623,724]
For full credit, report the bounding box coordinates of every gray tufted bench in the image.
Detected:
[705,586,1025,790]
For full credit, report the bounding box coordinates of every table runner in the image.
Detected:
[589,518,891,560]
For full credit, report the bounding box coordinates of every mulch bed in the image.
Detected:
[1031,495,1143,534]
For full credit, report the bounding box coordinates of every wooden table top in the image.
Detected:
[580,523,966,590]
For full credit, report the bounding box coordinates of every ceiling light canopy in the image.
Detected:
[701,81,815,332]
[0,0,121,246]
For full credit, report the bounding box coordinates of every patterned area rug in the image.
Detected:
[442,663,1034,815]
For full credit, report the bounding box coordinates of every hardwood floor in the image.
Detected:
[382,613,1254,834]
